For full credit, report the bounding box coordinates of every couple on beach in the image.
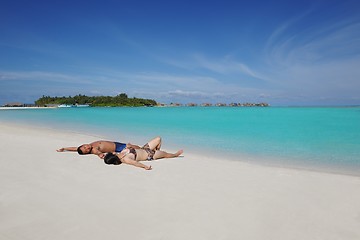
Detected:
[57,137,183,170]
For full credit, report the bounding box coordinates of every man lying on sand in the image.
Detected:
[57,140,141,159]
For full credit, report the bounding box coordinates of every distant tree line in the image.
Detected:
[35,93,157,107]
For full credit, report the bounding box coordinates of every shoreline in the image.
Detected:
[1,122,360,239]
[2,119,359,177]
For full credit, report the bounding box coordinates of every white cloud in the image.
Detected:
[265,15,360,66]
[160,53,268,81]
[0,71,93,84]
[262,11,360,104]
[193,54,268,80]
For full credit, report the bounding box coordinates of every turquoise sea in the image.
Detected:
[1,107,360,175]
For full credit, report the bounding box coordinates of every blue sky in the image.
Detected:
[1,0,360,106]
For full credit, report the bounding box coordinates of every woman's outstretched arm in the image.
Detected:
[122,157,152,170]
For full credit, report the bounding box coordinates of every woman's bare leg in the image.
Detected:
[153,149,183,160]
[145,136,162,150]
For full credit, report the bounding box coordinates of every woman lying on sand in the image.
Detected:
[104,136,183,170]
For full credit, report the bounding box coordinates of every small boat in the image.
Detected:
[58,104,74,108]
[58,104,90,108]
[75,104,90,107]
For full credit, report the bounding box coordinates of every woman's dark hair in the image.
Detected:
[104,152,121,165]
[77,146,84,155]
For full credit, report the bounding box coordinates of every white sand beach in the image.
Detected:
[1,123,360,240]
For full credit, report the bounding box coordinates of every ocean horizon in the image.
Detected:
[1,106,359,175]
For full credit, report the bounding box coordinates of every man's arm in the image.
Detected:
[56,147,77,152]
[91,148,106,159]
[126,143,141,149]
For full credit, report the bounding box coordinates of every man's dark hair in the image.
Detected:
[77,145,93,155]
[104,152,121,165]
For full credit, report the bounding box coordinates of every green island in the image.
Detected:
[2,94,269,108]
[35,94,157,107]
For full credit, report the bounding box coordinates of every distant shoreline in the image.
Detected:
[1,105,360,110]
[0,106,55,110]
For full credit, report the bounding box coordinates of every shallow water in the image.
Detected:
[1,106,360,175]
